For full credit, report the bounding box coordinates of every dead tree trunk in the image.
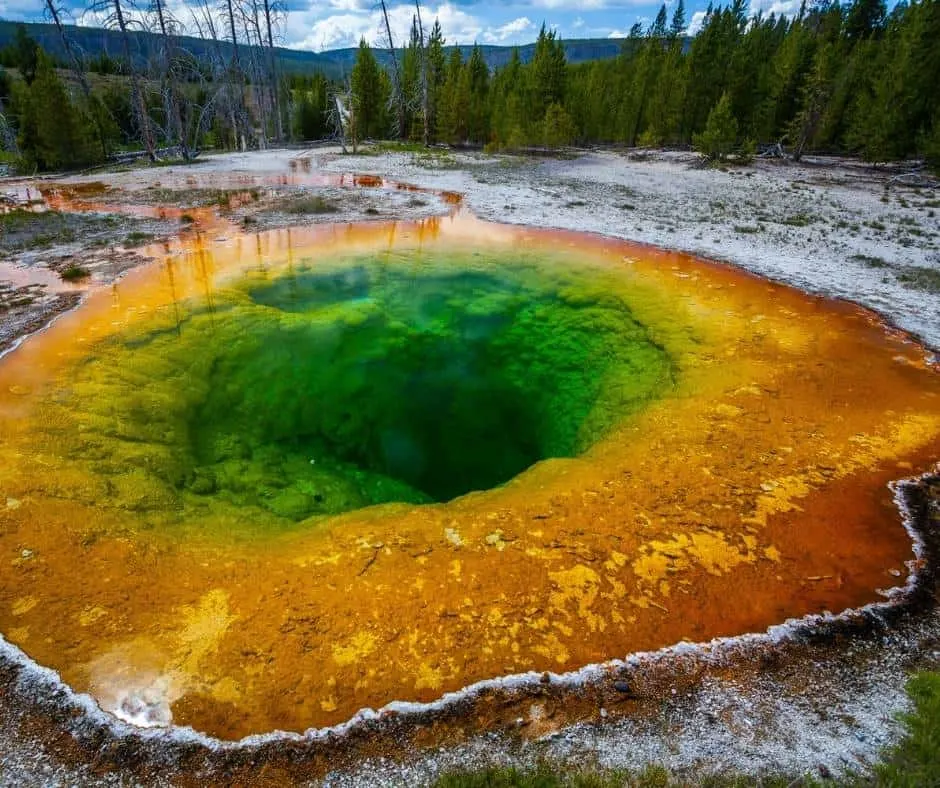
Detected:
[379,0,406,139]
[262,0,283,141]
[193,0,240,150]
[240,0,267,149]
[0,97,18,155]
[332,93,353,153]
[112,0,157,161]
[151,0,191,159]
[414,0,429,147]
[224,0,248,150]
[225,0,240,67]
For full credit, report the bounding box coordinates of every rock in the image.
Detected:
[613,680,632,694]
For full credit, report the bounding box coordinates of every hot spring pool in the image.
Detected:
[0,214,938,739]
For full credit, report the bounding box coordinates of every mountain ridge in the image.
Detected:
[0,19,634,79]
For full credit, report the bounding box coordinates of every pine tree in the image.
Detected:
[693,91,739,160]
[402,18,423,140]
[291,74,329,141]
[670,0,687,38]
[643,34,687,144]
[427,20,446,141]
[790,36,839,160]
[682,2,747,139]
[437,47,465,143]
[15,50,97,170]
[12,25,39,85]
[466,45,490,143]
[350,39,389,140]
[923,112,940,175]
[541,102,576,148]
[845,0,887,41]
[651,4,669,38]
[488,48,526,148]
[530,25,567,123]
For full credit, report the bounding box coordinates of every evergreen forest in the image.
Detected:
[0,0,937,172]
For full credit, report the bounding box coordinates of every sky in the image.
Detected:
[0,0,803,52]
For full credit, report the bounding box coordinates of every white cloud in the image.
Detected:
[280,0,656,50]
[687,9,707,34]
[0,0,43,21]
[287,2,490,50]
[50,0,672,53]
[482,16,534,43]
[526,0,645,7]
[290,12,377,51]
[748,0,803,16]
[433,3,487,43]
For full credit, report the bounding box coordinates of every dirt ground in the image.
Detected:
[0,147,938,786]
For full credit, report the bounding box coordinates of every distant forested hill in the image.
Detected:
[0,20,634,78]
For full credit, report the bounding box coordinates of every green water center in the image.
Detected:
[44,251,674,527]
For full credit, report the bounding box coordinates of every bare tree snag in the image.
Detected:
[150,0,191,159]
[379,0,406,139]
[415,0,429,146]
[223,0,248,149]
[110,0,158,161]
[262,0,284,141]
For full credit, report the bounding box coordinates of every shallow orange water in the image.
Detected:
[0,210,938,740]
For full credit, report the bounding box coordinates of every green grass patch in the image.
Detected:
[413,151,461,169]
[124,231,155,246]
[360,140,431,155]
[782,213,815,227]
[282,195,340,215]
[435,764,662,787]
[896,265,940,293]
[850,254,890,268]
[872,672,940,785]
[60,264,91,282]
[433,764,804,787]
[0,209,79,251]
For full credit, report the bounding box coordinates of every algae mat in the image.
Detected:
[0,215,938,740]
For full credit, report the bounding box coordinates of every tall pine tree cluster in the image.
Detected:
[348,0,938,167]
[0,28,103,171]
[0,0,937,171]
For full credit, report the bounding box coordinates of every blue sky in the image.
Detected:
[1,0,802,51]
